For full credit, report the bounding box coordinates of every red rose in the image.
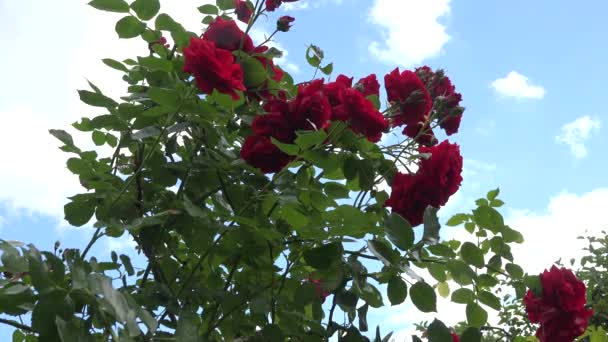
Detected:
[202,17,254,52]
[334,88,388,142]
[384,172,432,226]
[277,15,295,32]
[355,74,380,97]
[402,123,437,146]
[439,106,463,136]
[418,140,463,206]
[252,112,294,142]
[524,266,593,342]
[265,0,298,12]
[288,79,332,130]
[324,74,353,121]
[183,37,245,99]
[385,140,462,225]
[451,332,460,342]
[234,0,253,23]
[384,68,432,128]
[307,277,330,303]
[241,135,291,173]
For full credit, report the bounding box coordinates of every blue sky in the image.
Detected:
[1,0,607,339]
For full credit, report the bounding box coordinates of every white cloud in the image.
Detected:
[507,188,608,274]
[282,0,343,11]
[556,115,601,159]
[0,1,291,222]
[490,71,545,99]
[368,0,451,66]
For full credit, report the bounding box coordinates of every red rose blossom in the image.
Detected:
[417,140,463,207]
[265,0,298,11]
[384,68,432,127]
[385,140,462,225]
[183,37,245,99]
[288,79,332,130]
[202,17,254,52]
[451,332,460,342]
[252,112,294,143]
[355,74,380,97]
[234,0,253,23]
[334,88,388,142]
[524,266,593,342]
[307,277,330,303]
[240,135,291,173]
[277,15,295,32]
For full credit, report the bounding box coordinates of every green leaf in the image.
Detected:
[428,244,456,258]
[324,182,350,199]
[131,0,160,20]
[387,277,407,305]
[505,263,524,279]
[320,63,333,75]
[49,129,74,147]
[476,274,498,287]
[451,288,474,304]
[446,260,476,286]
[175,311,201,342]
[88,0,129,13]
[119,255,134,276]
[102,58,129,72]
[115,16,146,38]
[305,45,322,67]
[357,304,368,332]
[354,279,383,308]
[460,242,485,268]
[64,199,96,227]
[446,213,469,226]
[410,281,436,313]
[460,327,482,342]
[78,90,117,108]
[198,4,219,14]
[437,282,450,298]
[427,319,451,342]
[423,206,441,243]
[367,239,396,266]
[295,130,328,149]
[149,87,179,108]
[270,138,299,156]
[240,55,267,88]
[466,302,488,328]
[478,290,501,310]
[428,263,447,282]
[92,130,106,146]
[138,56,173,72]
[487,188,500,200]
[216,0,235,10]
[384,212,414,251]
[473,205,504,233]
[303,242,342,270]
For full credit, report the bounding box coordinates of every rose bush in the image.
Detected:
[0,1,601,341]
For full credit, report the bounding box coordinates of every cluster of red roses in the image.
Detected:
[181,0,464,227]
[241,74,389,173]
[524,266,593,342]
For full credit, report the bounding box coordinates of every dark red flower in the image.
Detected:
[277,15,295,32]
[355,74,380,97]
[384,172,433,226]
[265,0,298,11]
[385,140,462,225]
[324,74,353,121]
[384,68,432,128]
[202,17,254,52]
[334,88,388,142]
[451,332,460,342]
[241,135,291,173]
[524,266,593,342]
[402,123,437,146]
[418,140,463,207]
[252,112,294,142]
[183,37,245,99]
[234,0,253,23]
[288,79,332,131]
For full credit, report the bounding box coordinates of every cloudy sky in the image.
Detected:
[1,0,608,340]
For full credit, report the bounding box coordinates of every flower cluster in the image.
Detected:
[385,66,464,146]
[183,17,283,100]
[385,140,463,226]
[265,0,299,12]
[524,266,593,342]
[242,75,388,173]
